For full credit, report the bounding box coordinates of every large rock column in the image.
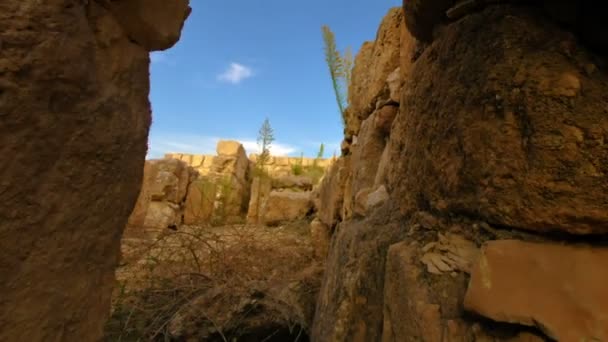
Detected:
[0,1,190,341]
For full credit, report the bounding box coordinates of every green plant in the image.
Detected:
[291,163,303,176]
[256,118,274,174]
[322,25,354,127]
[313,143,325,167]
[253,118,274,223]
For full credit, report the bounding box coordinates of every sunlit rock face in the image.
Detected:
[312,2,608,342]
[0,0,190,340]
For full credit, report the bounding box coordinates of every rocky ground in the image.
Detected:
[105,220,322,341]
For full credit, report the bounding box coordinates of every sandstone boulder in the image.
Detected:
[216,139,246,157]
[389,6,608,234]
[109,0,191,51]
[374,141,391,188]
[310,218,331,260]
[373,105,398,135]
[465,240,608,341]
[315,157,350,227]
[312,218,409,341]
[143,201,180,231]
[246,176,273,224]
[386,67,402,104]
[348,7,403,120]
[272,175,313,191]
[350,113,386,206]
[0,0,189,340]
[183,177,217,225]
[262,191,312,226]
[403,0,453,42]
[149,158,191,203]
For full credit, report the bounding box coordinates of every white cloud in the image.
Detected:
[146,134,296,159]
[150,52,168,64]
[239,140,296,156]
[217,63,253,84]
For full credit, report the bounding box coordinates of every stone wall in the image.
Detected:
[167,152,335,178]
[126,141,330,232]
[312,3,608,341]
[0,1,190,341]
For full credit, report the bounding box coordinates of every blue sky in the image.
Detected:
[147,0,401,159]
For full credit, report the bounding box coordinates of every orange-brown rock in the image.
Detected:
[109,0,191,51]
[348,7,403,121]
[373,105,398,135]
[0,0,190,341]
[310,218,331,260]
[389,6,608,234]
[246,176,272,224]
[402,0,453,42]
[350,113,386,205]
[465,240,608,341]
[183,177,217,225]
[262,191,312,226]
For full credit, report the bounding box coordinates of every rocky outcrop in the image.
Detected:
[314,157,350,228]
[348,7,403,124]
[389,6,608,235]
[313,3,608,342]
[262,191,312,226]
[246,176,273,224]
[465,240,608,341]
[0,0,190,341]
[126,158,193,236]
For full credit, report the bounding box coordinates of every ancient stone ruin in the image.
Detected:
[124,140,335,238]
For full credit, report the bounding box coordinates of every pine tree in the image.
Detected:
[256,118,274,174]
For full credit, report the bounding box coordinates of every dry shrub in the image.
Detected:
[105,222,316,341]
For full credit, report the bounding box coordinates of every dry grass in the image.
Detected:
[105,221,317,341]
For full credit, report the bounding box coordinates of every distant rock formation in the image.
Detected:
[0,0,190,341]
[124,140,335,237]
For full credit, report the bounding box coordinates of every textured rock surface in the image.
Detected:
[350,113,386,205]
[465,240,608,341]
[0,0,190,341]
[383,240,470,342]
[310,218,331,260]
[126,159,192,233]
[348,7,403,120]
[109,0,191,51]
[315,157,350,228]
[183,177,217,225]
[262,191,312,226]
[312,211,405,341]
[246,176,272,224]
[389,6,608,234]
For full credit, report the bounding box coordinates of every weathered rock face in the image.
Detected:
[0,0,190,341]
[465,240,608,341]
[310,218,331,260]
[315,157,350,228]
[312,210,405,341]
[183,178,217,225]
[246,176,273,224]
[350,111,387,211]
[262,191,312,226]
[313,3,608,342]
[348,7,403,123]
[126,158,193,237]
[389,6,608,235]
